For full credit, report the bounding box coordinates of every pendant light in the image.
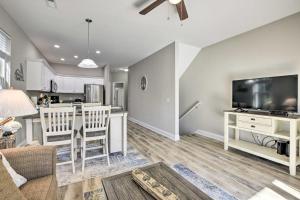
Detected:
[78,18,98,68]
[169,0,182,4]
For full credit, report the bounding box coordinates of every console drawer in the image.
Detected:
[237,115,272,126]
[237,121,273,133]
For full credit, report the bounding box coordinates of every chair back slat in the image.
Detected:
[81,104,111,134]
[40,107,76,145]
[49,103,73,108]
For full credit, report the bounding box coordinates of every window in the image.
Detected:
[0,29,11,89]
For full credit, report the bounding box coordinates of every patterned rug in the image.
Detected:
[173,164,237,200]
[56,144,150,186]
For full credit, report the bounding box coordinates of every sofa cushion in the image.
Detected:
[20,175,57,200]
[0,157,26,200]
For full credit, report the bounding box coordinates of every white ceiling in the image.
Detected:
[0,0,300,69]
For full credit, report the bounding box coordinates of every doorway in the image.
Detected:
[112,82,125,109]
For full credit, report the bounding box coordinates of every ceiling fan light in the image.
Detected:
[78,58,98,68]
[169,0,182,4]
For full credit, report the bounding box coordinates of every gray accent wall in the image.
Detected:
[128,43,176,139]
[179,13,300,138]
[0,5,45,144]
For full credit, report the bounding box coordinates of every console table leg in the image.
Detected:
[224,113,229,150]
[290,120,297,176]
[235,129,240,141]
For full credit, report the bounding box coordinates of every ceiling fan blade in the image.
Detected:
[176,0,188,21]
[139,0,166,15]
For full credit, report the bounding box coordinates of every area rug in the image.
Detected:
[173,163,238,200]
[56,144,150,186]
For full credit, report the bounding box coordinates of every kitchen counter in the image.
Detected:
[24,110,128,156]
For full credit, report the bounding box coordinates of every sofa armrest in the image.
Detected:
[0,159,27,200]
[0,146,56,180]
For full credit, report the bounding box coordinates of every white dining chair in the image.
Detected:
[81,104,111,172]
[40,106,76,173]
[50,102,80,160]
[49,103,73,108]
[83,102,102,107]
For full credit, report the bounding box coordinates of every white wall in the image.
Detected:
[0,5,45,144]
[128,43,178,140]
[175,42,202,79]
[180,13,300,139]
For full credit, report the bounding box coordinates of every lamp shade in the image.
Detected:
[0,89,37,118]
[78,58,99,68]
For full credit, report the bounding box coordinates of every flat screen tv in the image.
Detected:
[232,75,298,112]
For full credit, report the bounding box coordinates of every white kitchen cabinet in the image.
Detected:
[26,59,55,92]
[56,76,103,94]
[44,65,55,91]
[26,59,103,93]
[55,76,64,93]
[75,78,85,93]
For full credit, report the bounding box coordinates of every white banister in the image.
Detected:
[180,101,201,120]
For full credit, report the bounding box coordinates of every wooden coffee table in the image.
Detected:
[102,162,212,200]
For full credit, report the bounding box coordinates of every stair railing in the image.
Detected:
[179,101,201,120]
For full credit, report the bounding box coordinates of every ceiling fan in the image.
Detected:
[139,0,188,21]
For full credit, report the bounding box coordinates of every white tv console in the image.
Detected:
[224,111,300,176]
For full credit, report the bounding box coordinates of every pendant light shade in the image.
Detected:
[169,0,182,4]
[78,58,98,68]
[78,18,98,68]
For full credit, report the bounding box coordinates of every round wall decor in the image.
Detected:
[141,76,147,91]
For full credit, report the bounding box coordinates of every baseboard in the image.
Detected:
[194,129,224,142]
[128,117,178,141]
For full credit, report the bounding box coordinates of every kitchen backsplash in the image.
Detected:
[27,91,84,104]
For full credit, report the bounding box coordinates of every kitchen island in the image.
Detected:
[24,110,128,156]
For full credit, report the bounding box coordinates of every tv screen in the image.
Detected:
[232,75,298,112]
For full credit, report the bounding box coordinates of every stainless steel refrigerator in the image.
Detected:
[84,84,104,104]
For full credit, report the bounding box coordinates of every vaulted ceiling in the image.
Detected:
[0,0,300,69]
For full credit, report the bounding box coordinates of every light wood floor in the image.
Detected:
[58,121,300,200]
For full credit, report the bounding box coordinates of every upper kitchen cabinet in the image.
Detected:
[55,76,103,93]
[26,59,55,91]
[26,59,104,93]
[55,76,84,93]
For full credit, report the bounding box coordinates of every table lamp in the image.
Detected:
[0,89,38,126]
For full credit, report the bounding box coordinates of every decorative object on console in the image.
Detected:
[14,63,24,81]
[78,18,99,68]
